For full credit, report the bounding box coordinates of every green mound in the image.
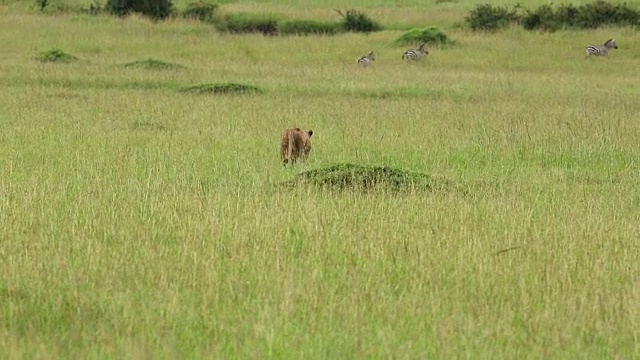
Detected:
[123,58,185,70]
[283,163,464,194]
[37,48,78,63]
[178,82,262,95]
[395,27,455,48]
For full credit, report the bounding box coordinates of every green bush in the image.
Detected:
[84,0,105,16]
[575,1,639,28]
[107,0,173,20]
[36,0,49,11]
[395,27,454,47]
[279,19,340,36]
[465,4,521,31]
[215,13,279,35]
[181,1,218,22]
[521,1,639,31]
[522,4,563,31]
[335,9,381,33]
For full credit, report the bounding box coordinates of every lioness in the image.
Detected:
[280,127,313,165]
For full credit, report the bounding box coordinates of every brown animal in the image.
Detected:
[280,127,313,165]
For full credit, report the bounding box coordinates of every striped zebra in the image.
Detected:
[402,43,428,61]
[586,39,618,57]
[357,51,375,66]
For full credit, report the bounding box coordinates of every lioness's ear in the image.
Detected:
[308,130,313,137]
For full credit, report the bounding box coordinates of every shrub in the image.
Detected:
[214,13,279,35]
[335,9,381,33]
[465,4,521,31]
[395,27,454,47]
[575,1,639,28]
[181,1,218,23]
[36,0,49,11]
[522,4,562,31]
[279,19,340,36]
[84,0,105,15]
[521,1,639,31]
[107,0,173,20]
[37,48,78,63]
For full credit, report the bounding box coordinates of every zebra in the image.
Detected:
[402,43,428,61]
[357,51,375,66]
[585,39,618,57]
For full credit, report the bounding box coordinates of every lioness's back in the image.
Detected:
[280,127,313,165]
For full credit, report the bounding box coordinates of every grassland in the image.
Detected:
[0,1,639,358]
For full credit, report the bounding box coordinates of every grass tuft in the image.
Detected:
[178,82,262,95]
[123,58,185,70]
[281,162,464,194]
[130,121,168,131]
[36,48,78,63]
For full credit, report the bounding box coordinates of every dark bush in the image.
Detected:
[335,9,381,33]
[181,1,218,22]
[84,0,105,15]
[395,27,454,47]
[465,4,521,31]
[107,0,173,20]
[279,19,340,36]
[215,13,279,35]
[522,4,561,31]
[36,0,49,11]
[575,1,639,28]
[554,3,581,27]
[521,1,639,31]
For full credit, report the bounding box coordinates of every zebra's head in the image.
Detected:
[368,51,375,61]
[418,43,429,54]
[604,39,618,49]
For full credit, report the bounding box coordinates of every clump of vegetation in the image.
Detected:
[335,9,381,33]
[83,0,105,15]
[522,1,639,31]
[395,27,455,47]
[522,4,569,31]
[279,19,340,36]
[36,0,49,11]
[123,58,185,70]
[214,13,279,35]
[465,4,522,31]
[578,1,639,28]
[37,48,78,63]
[130,121,167,131]
[181,1,218,22]
[466,1,640,32]
[281,163,464,194]
[178,82,262,95]
[107,0,173,20]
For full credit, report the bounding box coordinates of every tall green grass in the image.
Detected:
[0,5,638,359]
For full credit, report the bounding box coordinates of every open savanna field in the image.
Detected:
[1,0,639,358]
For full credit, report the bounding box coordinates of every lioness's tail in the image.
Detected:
[287,129,293,165]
